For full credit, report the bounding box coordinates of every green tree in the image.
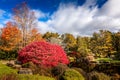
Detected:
[43,32,59,40]
[112,32,120,59]
[90,30,116,57]
[62,33,76,52]
[76,36,91,57]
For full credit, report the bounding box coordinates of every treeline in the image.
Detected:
[43,30,120,59]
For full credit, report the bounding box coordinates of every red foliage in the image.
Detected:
[18,41,69,67]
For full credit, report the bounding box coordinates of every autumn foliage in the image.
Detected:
[0,22,21,51]
[13,2,44,48]
[18,41,69,67]
[28,28,43,43]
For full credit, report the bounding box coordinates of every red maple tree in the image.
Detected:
[18,41,69,67]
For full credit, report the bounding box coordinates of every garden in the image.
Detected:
[0,2,120,80]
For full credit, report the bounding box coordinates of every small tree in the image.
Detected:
[18,41,69,67]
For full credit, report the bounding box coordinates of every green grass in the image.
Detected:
[0,62,17,75]
[110,60,120,63]
[18,74,55,80]
[0,62,55,80]
[95,58,120,63]
[95,58,112,62]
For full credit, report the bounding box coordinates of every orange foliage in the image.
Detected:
[0,22,21,51]
[29,28,44,43]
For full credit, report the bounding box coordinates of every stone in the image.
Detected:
[13,65,21,69]
[18,68,33,75]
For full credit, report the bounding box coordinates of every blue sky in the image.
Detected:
[0,0,120,36]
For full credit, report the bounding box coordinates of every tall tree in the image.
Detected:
[13,2,42,48]
[0,22,21,51]
[90,30,116,57]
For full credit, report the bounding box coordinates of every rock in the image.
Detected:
[18,68,33,75]
[6,60,15,67]
[15,60,22,65]
[13,65,21,69]
[6,62,14,67]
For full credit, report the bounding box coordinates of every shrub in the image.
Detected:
[18,41,69,67]
[52,63,68,79]
[0,50,17,60]
[72,68,87,80]
[111,73,120,80]
[88,71,111,80]
[21,61,52,76]
[18,74,55,80]
[61,69,85,80]
[0,50,6,59]
[22,62,30,68]
[73,56,96,72]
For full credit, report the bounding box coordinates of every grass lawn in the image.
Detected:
[95,58,120,63]
[0,61,17,75]
[0,61,55,80]
[95,58,112,62]
[18,74,55,80]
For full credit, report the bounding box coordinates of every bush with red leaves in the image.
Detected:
[18,41,69,67]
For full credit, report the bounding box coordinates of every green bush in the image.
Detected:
[61,69,85,80]
[18,74,55,80]
[72,68,87,80]
[0,50,6,59]
[0,50,17,60]
[88,71,111,80]
[22,62,30,68]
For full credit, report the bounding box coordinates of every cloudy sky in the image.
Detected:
[0,0,120,36]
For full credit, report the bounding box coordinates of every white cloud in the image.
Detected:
[0,9,5,28]
[1,0,120,36]
[0,24,3,28]
[50,4,98,35]
[98,0,120,17]
[36,21,56,33]
[0,9,12,28]
[32,10,48,18]
[0,9,5,17]
[35,0,120,36]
